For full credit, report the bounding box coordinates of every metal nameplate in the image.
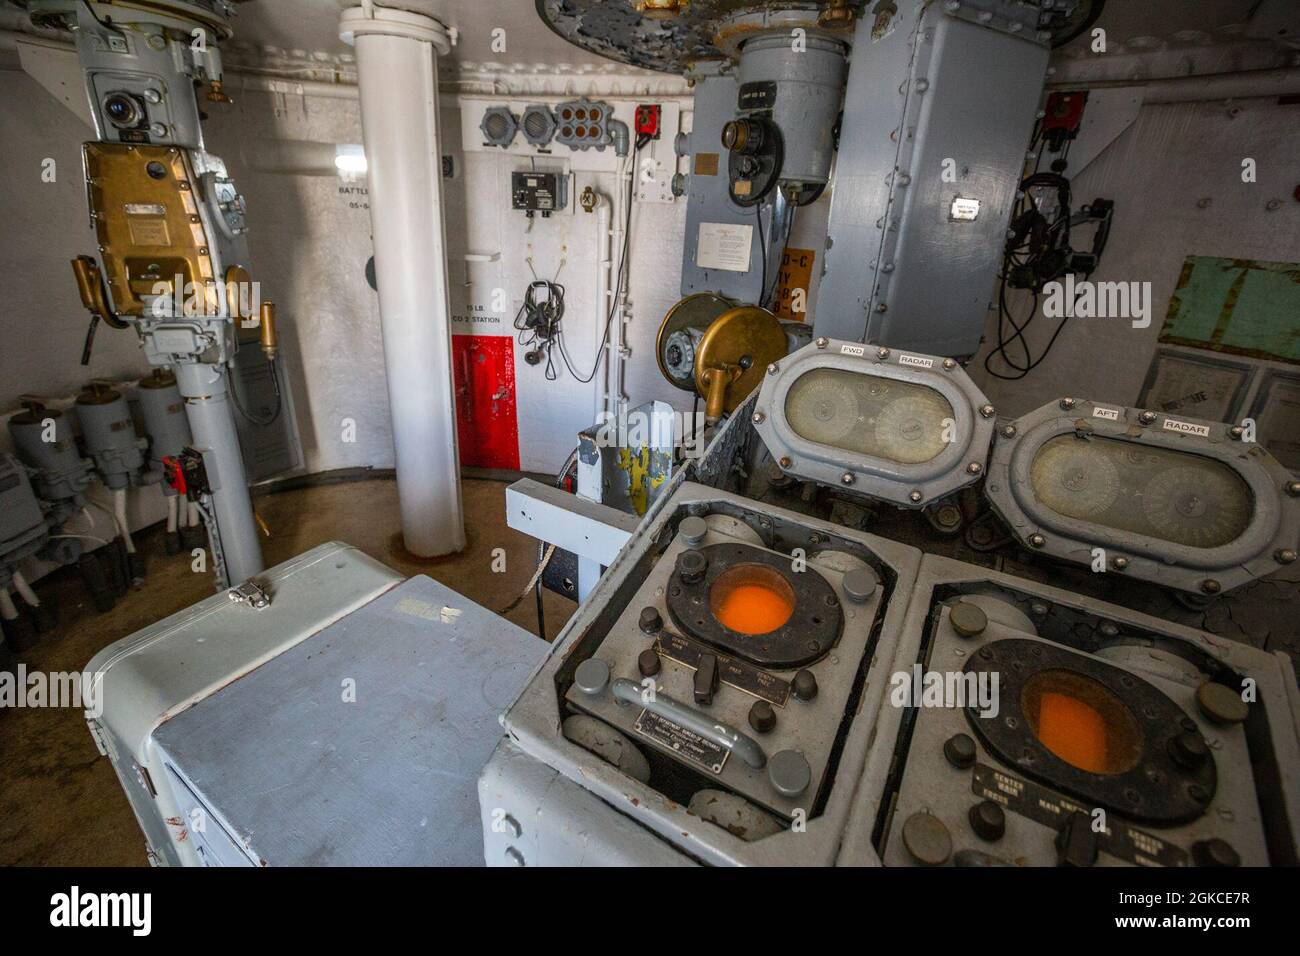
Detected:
[634,709,728,774]
[1162,417,1211,438]
[738,81,777,111]
[655,631,791,706]
[972,764,1189,867]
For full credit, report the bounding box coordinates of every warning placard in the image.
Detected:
[696,221,754,273]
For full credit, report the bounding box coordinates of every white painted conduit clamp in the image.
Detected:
[339,5,452,52]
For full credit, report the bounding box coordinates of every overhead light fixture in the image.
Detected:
[752,338,996,507]
[479,106,519,148]
[334,143,368,175]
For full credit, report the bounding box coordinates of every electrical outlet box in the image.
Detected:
[512,171,568,218]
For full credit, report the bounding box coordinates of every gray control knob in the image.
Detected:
[748,700,776,734]
[968,800,1005,842]
[677,549,708,585]
[902,812,952,866]
[574,658,610,696]
[949,601,988,638]
[637,648,661,677]
[679,515,709,545]
[792,669,818,702]
[768,750,811,797]
[842,567,878,603]
[638,606,663,634]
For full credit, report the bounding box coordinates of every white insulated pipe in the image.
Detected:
[11,571,39,608]
[598,155,633,420]
[592,192,613,424]
[166,495,179,534]
[112,487,136,555]
[341,5,464,557]
[0,588,17,621]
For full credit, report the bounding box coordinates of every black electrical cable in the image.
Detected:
[983,144,1080,380]
[555,142,639,384]
[514,278,567,380]
[79,0,127,37]
[229,357,284,427]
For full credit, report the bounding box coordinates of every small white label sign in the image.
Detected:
[1162,418,1211,438]
[840,344,867,357]
[1092,406,1120,421]
[696,222,754,272]
[898,353,934,369]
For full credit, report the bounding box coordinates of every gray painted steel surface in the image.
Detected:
[87,541,547,866]
[496,480,922,866]
[836,554,1300,866]
[817,1,1051,354]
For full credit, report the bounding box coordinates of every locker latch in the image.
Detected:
[227,580,271,609]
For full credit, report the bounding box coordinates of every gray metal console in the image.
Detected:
[490,480,922,866]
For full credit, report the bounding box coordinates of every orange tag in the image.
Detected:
[775,247,815,321]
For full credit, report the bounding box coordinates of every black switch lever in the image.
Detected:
[694,652,719,706]
[1055,811,1099,867]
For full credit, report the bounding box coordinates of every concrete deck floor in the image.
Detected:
[0,477,574,866]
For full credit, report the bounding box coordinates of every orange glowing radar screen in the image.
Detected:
[1035,692,1109,774]
[712,569,796,635]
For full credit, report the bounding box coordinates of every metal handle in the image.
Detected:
[611,678,767,769]
[71,255,129,329]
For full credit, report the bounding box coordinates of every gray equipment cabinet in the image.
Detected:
[86,541,547,866]
[817,0,1052,355]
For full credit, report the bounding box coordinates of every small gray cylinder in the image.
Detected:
[6,405,93,502]
[76,385,144,490]
[137,370,193,491]
[738,34,848,188]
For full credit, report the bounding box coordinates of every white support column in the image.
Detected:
[341,5,465,557]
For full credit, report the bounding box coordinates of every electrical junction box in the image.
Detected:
[85,541,547,866]
[512,171,568,218]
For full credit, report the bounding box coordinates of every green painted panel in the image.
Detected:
[1159,256,1300,364]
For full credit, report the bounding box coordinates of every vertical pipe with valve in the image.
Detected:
[341,5,465,557]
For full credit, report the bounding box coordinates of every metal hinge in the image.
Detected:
[87,720,110,757]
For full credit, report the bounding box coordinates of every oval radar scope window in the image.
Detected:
[754,339,996,508]
[985,399,1299,592]
[784,367,955,465]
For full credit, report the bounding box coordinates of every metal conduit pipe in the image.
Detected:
[1049,65,1300,101]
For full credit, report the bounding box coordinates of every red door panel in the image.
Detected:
[453,334,520,471]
